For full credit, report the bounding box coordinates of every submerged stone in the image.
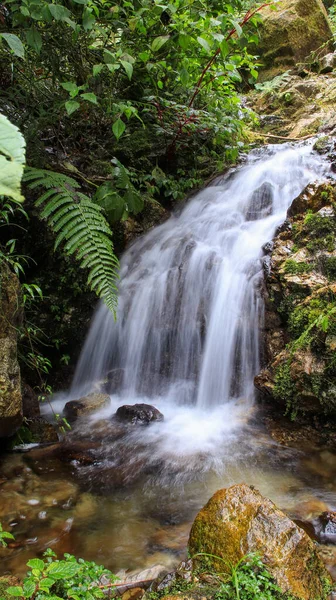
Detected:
[314,511,336,544]
[188,483,331,600]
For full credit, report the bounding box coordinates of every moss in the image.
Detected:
[313,136,331,154]
[283,259,313,275]
[319,255,336,280]
[307,234,335,253]
[288,297,328,338]
[273,360,298,420]
[304,211,335,236]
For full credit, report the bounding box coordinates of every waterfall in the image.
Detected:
[71,143,330,408]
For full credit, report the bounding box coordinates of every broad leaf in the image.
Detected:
[6,587,24,597]
[112,118,126,141]
[48,4,71,21]
[27,558,45,570]
[151,35,169,52]
[0,33,25,58]
[197,36,211,53]
[25,28,42,53]
[93,64,104,76]
[81,92,98,104]
[120,60,133,80]
[94,183,126,222]
[65,101,80,116]
[0,113,26,202]
[23,579,37,597]
[47,561,81,579]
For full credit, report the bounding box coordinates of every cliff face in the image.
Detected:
[0,264,23,437]
[255,173,336,422]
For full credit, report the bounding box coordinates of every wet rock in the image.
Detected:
[245,182,273,221]
[189,483,331,600]
[0,264,23,438]
[314,511,336,544]
[63,393,111,420]
[121,588,145,600]
[256,0,333,81]
[115,403,164,425]
[287,182,333,217]
[150,523,190,552]
[22,383,40,419]
[262,241,274,255]
[25,417,59,444]
[320,52,336,74]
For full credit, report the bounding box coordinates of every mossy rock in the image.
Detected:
[189,484,331,600]
[256,0,333,81]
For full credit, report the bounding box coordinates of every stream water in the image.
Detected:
[1,142,336,579]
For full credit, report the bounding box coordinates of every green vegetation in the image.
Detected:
[0,0,265,389]
[5,549,116,600]
[283,259,312,275]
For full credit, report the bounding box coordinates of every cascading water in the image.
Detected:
[71,143,331,413]
[5,143,336,579]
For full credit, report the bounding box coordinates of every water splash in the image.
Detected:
[71,143,330,411]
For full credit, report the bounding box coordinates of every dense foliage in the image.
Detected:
[0,0,265,388]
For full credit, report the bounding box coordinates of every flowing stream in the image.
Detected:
[2,143,336,578]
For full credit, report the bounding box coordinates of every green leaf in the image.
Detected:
[178,34,191,50]
[220,40,229,58]
[112,118,126,141]
[0,33,25,58]
[0,113,26,202]
[73,0,88,3]
[82,9,96,30]
[6,587,24,597]
[232,20,242,37]
[124,188,143,215]
[48,4,71,21]
[151,35,170,52]
[94,183,126,222]
[65,101,80,116]
[47,561,81,579]
[61,82,79,97]
[93,64,104,76]
[39,577,55,590]
[25,29,42,53]
[138,51,149,62]
[23,579,36,598]
[120,60,133,80]
[81,92,98,104]
[197,36,211,53]
[180,67,189,86]
[27,558,45,571]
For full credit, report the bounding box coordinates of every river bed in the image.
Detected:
[0,400,335,580]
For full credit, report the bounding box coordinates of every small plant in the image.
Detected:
[6,549,117,600]
[193,553,283,600]
[0,523,14,547]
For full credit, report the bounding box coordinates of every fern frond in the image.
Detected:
[24,167,119,315]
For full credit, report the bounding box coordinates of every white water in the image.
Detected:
[70,143,330,420]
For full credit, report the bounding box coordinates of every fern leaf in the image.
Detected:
[23,167,119,315]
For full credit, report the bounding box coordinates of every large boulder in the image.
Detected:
[257,0,333,81]
[0,264,23,437]
[189,484,331,600]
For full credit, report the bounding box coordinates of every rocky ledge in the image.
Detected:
[255,176,336,425]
